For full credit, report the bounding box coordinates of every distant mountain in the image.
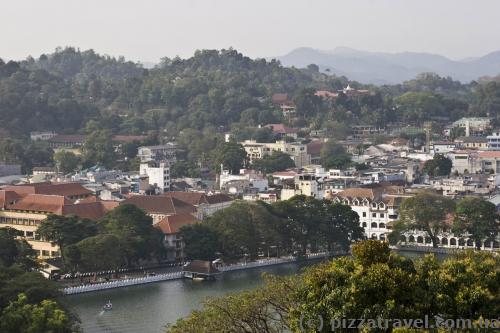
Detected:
[275,47,500,84]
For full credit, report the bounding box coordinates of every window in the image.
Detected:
[362,212,366,217]
[42,250,50,257]
[372,213,377,218]
[371,222,377,228]
[380,213,384,218]
[362,222,367,228]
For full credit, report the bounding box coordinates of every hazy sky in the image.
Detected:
[2,0,500,63]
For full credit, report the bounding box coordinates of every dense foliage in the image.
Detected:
[38,205,165,272]
[0,228,77,332]
[167,240,500,333]
[3,48,500,175]
[180,197,363,262]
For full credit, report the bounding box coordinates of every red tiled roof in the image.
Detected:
[7,194,71,214]
[0,190,21,209]
[263,124,298,134]
[3,182,93,198]
[121,195,196,215]
[479,151,500,158]
[306,140,323,156]
[154,213,198,234]
[48,135,86,143]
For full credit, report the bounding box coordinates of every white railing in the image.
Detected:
[63,250,345,295]
[63,271,183,295]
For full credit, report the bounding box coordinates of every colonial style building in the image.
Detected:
[0,183,116,258]
[328,186,410,240]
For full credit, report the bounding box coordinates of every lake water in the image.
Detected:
[64,260,320,333]
[65,251,446,333]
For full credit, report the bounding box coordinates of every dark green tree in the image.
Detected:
[53,150,80,174]
[423,154,452,176]
[213,142,247,174]
[453,197,500,249]
[37,215,98,250]
[179,224,219,261]
[320,140,351,169]
[251,151,294,174]
[390,192,455,247]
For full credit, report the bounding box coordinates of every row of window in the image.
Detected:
[361,222,386,229]
[361,212,385,218]
[37,250,60,257]
[0,217,42,226]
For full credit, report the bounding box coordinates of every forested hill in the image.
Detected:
[1,47,500,139]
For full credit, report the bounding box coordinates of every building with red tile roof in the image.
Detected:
[163,192,233,218]
[120,195,197,222]
[3,182,93,200]
[0,189,117,259]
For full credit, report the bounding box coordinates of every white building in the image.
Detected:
[241,140,311,168]
[219,169,268,192]
[137,144,177,163]
[487,130,500,150]
[139,162,170,192]
[30,131,57,141]
[329,186,409,240]
[281,174,324,200]
[430,141,457,155]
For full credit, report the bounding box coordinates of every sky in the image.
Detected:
[1,0,500,63]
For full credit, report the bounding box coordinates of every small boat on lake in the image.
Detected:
[103,301,113,311]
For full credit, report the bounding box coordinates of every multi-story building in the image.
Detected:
[137,144,177,163]
[451,117,491,137]
[120,195,198,261]
[241,140,311,168]
[487,130,500,150]
[0,183,116,258]
[430,141,457,154]
[281,174,324,200]
[328,186,410,240]
[455,136,489,150]
[140,162,171,192]
[478,151,500,174]
[30,131,57,141]
[448,150,479,174]
[163,191,233,218]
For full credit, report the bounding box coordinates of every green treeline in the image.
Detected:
[167,240,500,333]
[180,196,364,261]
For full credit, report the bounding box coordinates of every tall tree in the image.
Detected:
[81,129,116,168]
[320,140,351,170]
[179,224,219,261]
[251,151,294,174]
[423,154,452,176]
[390,192,455,247]
[53,150,80,174]
[453,197,500,249]
[213,142,247,174]
[99,204,164,264]
[37,215,98,250]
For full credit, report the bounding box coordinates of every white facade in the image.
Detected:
[281,174,324,200]
[140,162,170,192]
[30,131,57,141]
[241,140,311,168]
[138,144,177,163]
[332,196,400,240]
[487,131,500,150]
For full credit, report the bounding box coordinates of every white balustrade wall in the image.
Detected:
[62,251,344,295]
